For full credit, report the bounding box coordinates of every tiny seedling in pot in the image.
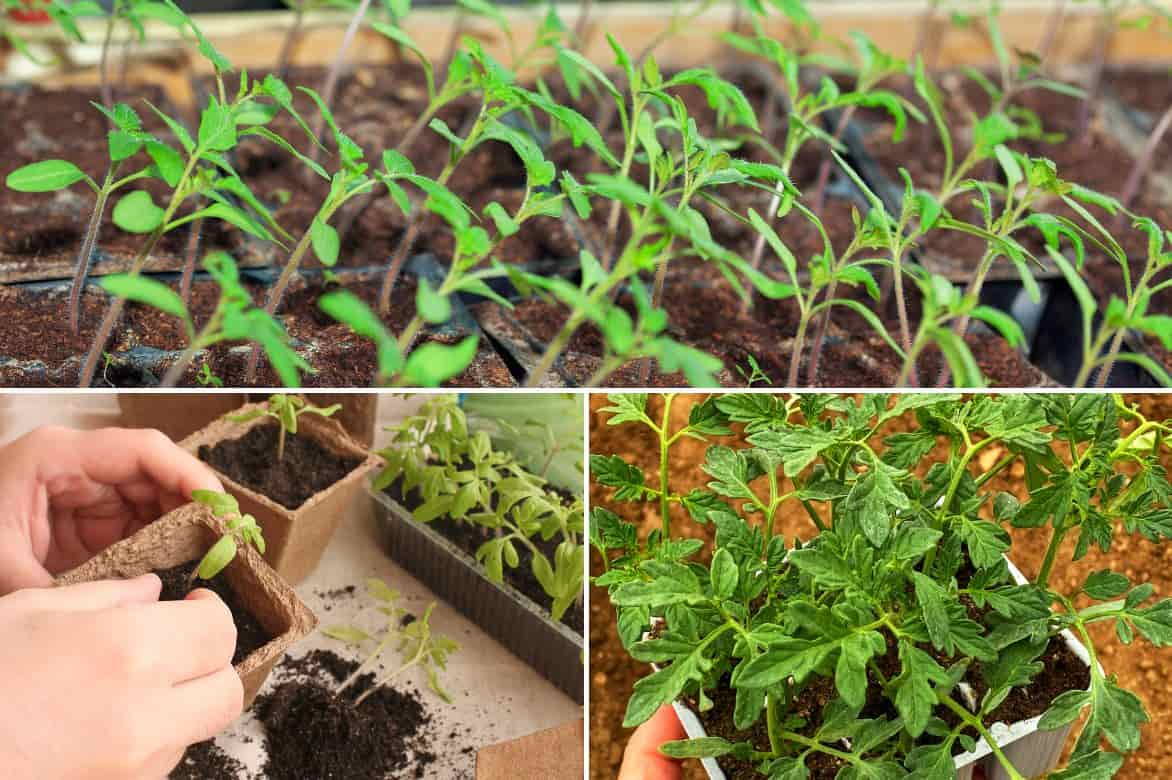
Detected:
[229,393,342,462]
[190,489,267,585]
[324,578,458,705]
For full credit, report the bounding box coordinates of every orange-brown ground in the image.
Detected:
[589,393,1172,779]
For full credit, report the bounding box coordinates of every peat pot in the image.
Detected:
[371,488,584,704]
[56,502,316,709]
[663,559,1094,780]
[181,401,382,584]
[118,392,249,442]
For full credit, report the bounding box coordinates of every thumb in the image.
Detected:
[39,573,163,612]
[619,705,686,780]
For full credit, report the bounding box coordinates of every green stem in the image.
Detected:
[939,694,1027,780]
[659,394,675,539]
[1036,525,1067,589]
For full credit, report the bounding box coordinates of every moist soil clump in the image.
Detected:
[198,422,363,510]
[256,649,436,780]
[384,477,584,634]
[156,561,272,666]
[169,739,247,780]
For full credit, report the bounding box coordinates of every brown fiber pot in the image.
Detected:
[56,503,316,709]
[247,394,380,448]
[180,402,382,584]
[118,393,249,442]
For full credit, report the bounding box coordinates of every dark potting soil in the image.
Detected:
[169,739,247,780]
[692,673,847,780]
[971,639,1091,727]
[256,649,437,780]
[690,636,1086,778]
[155,561,272,667]
[198,422,363,510]
[384,477,585,634]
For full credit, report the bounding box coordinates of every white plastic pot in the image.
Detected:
[656,558,1095,779]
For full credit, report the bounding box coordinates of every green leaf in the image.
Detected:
[318,290,403,379]
[112,190,165,233]
[710,548,738,600]
[1083,570,1130,600]
[415,278,451,324]
[612,562,703,608]
[894,642,948,738]
[623,639,715,727]
[145,140,185,187]
[590,454,649,501]
[6,160,89,192]
[402,336,478,386]
[660,737,738,759]
[198,98,237,152]
[310,219,340,267]
[99,275,190,326]
[1048,751,1125,780]
[196,535,237,580]
[746,427,837,476]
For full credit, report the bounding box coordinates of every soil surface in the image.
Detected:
[198,422,363,510]
[384,476,585,634]
[588,394,1172,779]
[169,739,248,780]
[156,561,272,666]
[256,649,437,780]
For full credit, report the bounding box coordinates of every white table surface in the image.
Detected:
[0,392,582,779]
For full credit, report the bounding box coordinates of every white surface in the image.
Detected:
[0,392,582,779]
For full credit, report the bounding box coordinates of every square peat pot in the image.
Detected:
[55,502,316,709]
[660,559,1094,780]
[371,488,584,704]
[180,401,382,585]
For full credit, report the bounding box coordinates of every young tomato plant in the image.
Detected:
[229,393,342,462]
[375,395,584,621]
[592,393,1172,778]
[98,251,308,387]
[5,11,317,388]
[191,489,266,583]
[324,579,458,705]
[516,39,799,386]
[1047,217,1172,387]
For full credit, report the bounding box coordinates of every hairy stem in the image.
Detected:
[1077,11,1114,142]
[1037,0,1067,67]
[804,283,836,387]
[1036,525,1067,589]
[78,231,165,387]
[789,313,811,388]
[309,0,375,164]
[179,200,204,306]
[809,105,857,216]
[69,177,112,334]
[659,393,674,538]
[636,259,671,383]
[99,5,118,108]
[276,5,306,80]
[1119,101,1172,210]
[245,224,319,382]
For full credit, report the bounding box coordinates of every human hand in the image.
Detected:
[0,574,242,780]
[619,704,686,780]
[0,426,222,595]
